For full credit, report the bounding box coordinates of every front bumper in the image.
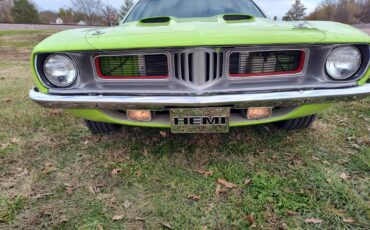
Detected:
[30,84,370,110]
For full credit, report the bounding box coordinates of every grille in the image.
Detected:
[229,50,305,77]
[174,49,223,86]
[96,54,169,79]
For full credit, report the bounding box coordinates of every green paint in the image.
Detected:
[31,17,370,54]
[67,104,332,128]
[358,65,370,85]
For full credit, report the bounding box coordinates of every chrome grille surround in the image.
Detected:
[174,47,224,87]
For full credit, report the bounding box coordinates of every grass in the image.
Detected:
[0,30,369,229]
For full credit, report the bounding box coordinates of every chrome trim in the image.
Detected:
[29,84,370,110]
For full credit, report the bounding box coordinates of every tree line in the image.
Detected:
[0,0,135,25]
[284,0,370,24]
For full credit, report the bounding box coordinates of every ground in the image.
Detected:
[0,29,369,230]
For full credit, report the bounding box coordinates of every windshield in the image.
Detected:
[125,0,265,22]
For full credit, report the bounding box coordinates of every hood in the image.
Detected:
[33,16,370,53]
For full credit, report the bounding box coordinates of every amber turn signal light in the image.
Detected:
[247,107,273,120]
[127,110,152,122]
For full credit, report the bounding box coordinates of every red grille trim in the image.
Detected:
[95,56,169,80]
[229,50,306,78]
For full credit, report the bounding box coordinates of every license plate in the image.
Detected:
[170,107,230,133]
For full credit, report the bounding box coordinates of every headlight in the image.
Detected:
[43,54,77,87]
[326,46,361,80]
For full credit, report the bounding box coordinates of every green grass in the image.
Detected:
[0,30,369,229]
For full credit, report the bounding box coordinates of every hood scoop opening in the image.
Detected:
[139,16,171,24]
[223,14,254,22]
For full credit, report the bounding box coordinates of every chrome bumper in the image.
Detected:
[29,84,370,110]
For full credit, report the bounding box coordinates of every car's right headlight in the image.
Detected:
[43,54,78,87]
[325,46,362,80]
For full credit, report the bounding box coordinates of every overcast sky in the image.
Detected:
[33,0,323,19]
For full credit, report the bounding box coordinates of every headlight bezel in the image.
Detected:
[41,54,79,88]
[325,45,363,81]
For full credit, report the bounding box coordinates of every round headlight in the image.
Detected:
[325,46,361,80]
[43,54,77,87]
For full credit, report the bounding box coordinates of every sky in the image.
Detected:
[33,0,323,19]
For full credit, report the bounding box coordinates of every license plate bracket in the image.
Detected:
[170,107,230,133]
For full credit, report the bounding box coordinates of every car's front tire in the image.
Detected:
[275,114,317,130]
[84,120,122,134]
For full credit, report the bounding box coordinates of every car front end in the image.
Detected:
[29,0,370,134]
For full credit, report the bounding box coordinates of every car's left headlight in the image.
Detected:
[43,54,78,87]
[326,46,362,80]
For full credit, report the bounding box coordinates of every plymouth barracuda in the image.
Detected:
[29,0,370,134]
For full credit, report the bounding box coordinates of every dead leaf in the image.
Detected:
[246,213,257,228]
[66,186,74,195]
[111,168,122,176]
[196,169,214,177]
[287,210,298,216]
[339,172,350,180]
[188,194,201,201]
[41,163,57,174]
[215,184,223,198]
[3,99,12,103]
[162,222,173,229]
[305,218,323,224]
[217,179,237,189]
[312,156,320,161]
[123,200,131,209]
[11,137,20,144]
[48,109,63,116]
[244,179,252,186]
[135,217,145,221]
[159,131,167,138]
[16,168,29,177]
[98,224,104,230]
[343,217,354,224]
[112,214,124,221]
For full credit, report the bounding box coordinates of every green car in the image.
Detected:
[30,0,370,134]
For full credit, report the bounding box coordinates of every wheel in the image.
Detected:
[275,114,317,130]
[84,120,122,134]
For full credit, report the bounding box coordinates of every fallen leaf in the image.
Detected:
[244,179,252,186]
[41,163,57,174]
[3,99,12,103]
[287,210,298,216]
[339,172,350,180]
[312,156,320,161]
[98,224,104,230]
[215,184,223,198]
[305,218,323,224]
[11,137,20,144]
[112,214,124,221]
[162,222,173,229]
[188,194,201,201]
[48,109,63,116]
[343,217,354,224]
[159,131,167,138]
[217,179,237,189]
[16,168,29,177]
[111,168,122,176]
[246,213,257,228]
[66,187,74,195]
[135,217,145,221]
[196,169,214,177]
[123,200,131,209]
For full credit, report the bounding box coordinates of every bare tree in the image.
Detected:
[71,0,103,25]
[0,0,13,23]
[120,0,134,19]
[101,5,119,26]
[283,0,307,21]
